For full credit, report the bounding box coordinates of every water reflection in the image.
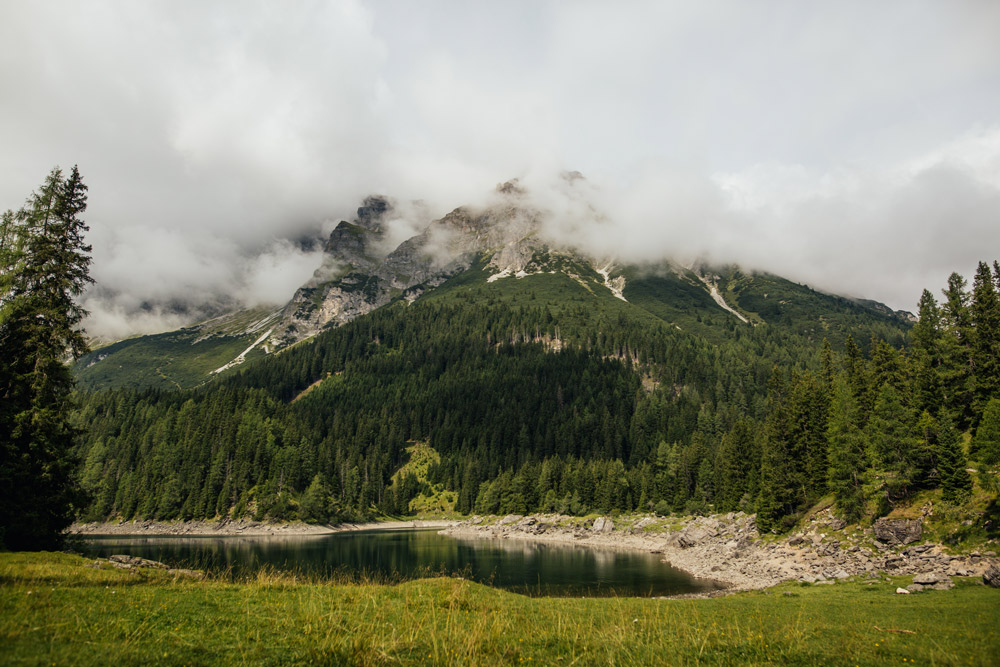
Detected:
[76,529,725,597]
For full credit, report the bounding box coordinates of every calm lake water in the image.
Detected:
[75,528,725,598]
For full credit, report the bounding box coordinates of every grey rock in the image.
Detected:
[108,554,167,569]
[912,572,949,585]
[678,526,710,548]
[983,565,1000,588]
[895,587,910,594]
[592,517,614,533]
[872,518,922,545]
[906,584,925,593]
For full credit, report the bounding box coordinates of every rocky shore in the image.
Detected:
[441,511,998,594]
[68,518,458,537]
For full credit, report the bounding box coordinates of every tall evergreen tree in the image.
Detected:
[866,383,917,507]
[940,272,974,427]
[972,398,1000,465]
[970,261,1000,417]
[0,167,92,550]
[936,413,971,503]
[827,376,867,522]
[911,289,945,415]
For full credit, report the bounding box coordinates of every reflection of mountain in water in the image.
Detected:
[76,529,726,597]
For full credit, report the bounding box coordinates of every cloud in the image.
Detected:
[1,1,998,336]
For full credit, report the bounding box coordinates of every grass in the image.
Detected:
[2,552,997,665]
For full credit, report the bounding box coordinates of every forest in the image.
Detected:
[69,259,1000,531]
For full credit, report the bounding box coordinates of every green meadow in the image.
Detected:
[1,552,996,666]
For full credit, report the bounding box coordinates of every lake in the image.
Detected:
[75,528,726,597]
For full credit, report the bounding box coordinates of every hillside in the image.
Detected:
[74,186,910,391]
[67,187,999,545]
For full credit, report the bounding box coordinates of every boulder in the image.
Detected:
[872,518,922,545]
[108,554,167,569]
[678,526,710,548]
[499,515,521,525]
[983,565,1000,588]
[912,572,948,585]
[592,517,614,533]
[895,587,910,594]
[906,584,924,593]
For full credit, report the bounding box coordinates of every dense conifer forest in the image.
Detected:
[70,260,1000,530]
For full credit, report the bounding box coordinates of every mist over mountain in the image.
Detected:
[2,2,998,340]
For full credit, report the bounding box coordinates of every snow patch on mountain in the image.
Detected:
[212,327,274,375]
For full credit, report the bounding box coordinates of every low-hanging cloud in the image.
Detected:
[1,1,998,338]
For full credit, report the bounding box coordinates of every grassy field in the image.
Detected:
[1,552,997,665]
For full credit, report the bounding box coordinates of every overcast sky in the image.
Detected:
[2,1,999,338]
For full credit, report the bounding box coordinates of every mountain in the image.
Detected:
[74,179,911,391]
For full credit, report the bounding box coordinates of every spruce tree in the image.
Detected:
[972,398,1000,465]
[867,383,917,506]
[940,272,974,427]
[937,413,971,502]
[970,261,1000,417]
[911,289,945,415]
[827,376,867,522]
[0,167,92,550]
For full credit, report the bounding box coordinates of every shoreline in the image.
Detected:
[68,518,458,537]
[440,512,997,593]
[68,512,996,595]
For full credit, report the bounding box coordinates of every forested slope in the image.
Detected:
[71,260,1000,535]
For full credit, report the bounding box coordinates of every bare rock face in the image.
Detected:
[873,518,922,546]
[984,564,1000,588]
[678,526,710,549]
[592,517,614,533]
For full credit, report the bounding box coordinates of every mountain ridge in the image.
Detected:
[74,182,911,391]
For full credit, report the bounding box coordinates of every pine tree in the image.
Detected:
[972,398,1000,465]
[827,376,867,522]
[940,272,974,427]
[911,289,945,415]
[866,383,917,506]
[937,413,971,503]
[0,166,93,550]
[970,261,1000,417]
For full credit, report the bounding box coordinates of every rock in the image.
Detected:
[678,526,710,548]
[872,518,922,546]
[895,587,910,594]
[592,517,614,533]
[168,568,205,580]
[906,584,925,593]
[499,515,521,525]
[912,573,948,585]
[832,569,850,580]
[108,555,167,569]
[930,580,955,591]
[788,536,805,546]
[828,519,846,531]
[983,565,1000,588]
[633,517,655,531]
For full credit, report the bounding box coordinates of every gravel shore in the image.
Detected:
[68,518,458,537]
[441,511,996,593]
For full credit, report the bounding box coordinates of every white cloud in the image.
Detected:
[1,1,998,335]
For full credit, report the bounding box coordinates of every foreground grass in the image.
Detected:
[1,553,997,665]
